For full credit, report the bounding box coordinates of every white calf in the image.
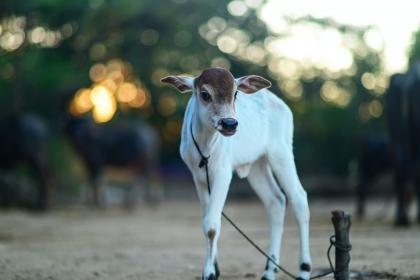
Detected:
[161,67,311,280]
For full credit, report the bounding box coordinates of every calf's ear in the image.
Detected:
[161,76,194,93]
[236,75,271,94]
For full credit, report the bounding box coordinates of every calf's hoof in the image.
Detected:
[296,262,311,280]
[261,270,276,280]
[214,262,220,278]
[202,261,220,280]
[202,273,217,280]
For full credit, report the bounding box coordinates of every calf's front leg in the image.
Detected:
[193,175,221,278]
[198,167,232,280]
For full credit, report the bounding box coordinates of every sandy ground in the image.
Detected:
[0,198,419,280]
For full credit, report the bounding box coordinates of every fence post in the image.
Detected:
[331,210,352,280]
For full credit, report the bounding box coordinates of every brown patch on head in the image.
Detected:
[194,68,235,104]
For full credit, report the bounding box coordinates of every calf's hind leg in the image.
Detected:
[268,151,312,280]
[247,157,286,280]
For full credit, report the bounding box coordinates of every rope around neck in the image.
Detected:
[190,124,346,280]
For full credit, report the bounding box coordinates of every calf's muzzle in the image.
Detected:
[219,118,238,136]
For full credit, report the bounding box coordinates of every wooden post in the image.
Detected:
[331,210,352,280]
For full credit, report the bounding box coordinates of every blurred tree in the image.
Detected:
[0,0,387,181]
[249,16,387,174]
[0,0,269,152]
[408,26,420,65]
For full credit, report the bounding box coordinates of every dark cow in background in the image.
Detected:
[0,114,51,210]
[355,135,393,219]
[61,96,161,206]
[387,62,420,225]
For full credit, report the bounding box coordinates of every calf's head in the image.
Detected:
[161,67,271,136]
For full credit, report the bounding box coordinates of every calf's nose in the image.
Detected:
[220,118,238,131]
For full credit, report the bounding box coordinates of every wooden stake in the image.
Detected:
[331,210,352,280]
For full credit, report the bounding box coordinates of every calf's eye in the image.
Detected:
[201,91,212,102]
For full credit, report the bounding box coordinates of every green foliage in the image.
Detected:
[0,0,388,180]
[408,26,420,65]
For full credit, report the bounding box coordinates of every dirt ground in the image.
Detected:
[0,198,419,280]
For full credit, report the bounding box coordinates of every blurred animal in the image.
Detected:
[354,135,393,219]
[387,63,420,226]
[162,68,311,280]
[61,98,161,206]
[0,114,51,210]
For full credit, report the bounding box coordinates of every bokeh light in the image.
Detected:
[158,95,177,116]
[69,88,93,116]
[0,15,71,52]
[227,1,249,17]
[279,80,303,101]
[70,59,150,123]
[117,83,138,103]
[89,63,107,82]
[361,72,376,90]
[140,29,159,46]
[90,85,117,123]
[320,81,352,108]
[368,100,383,118]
